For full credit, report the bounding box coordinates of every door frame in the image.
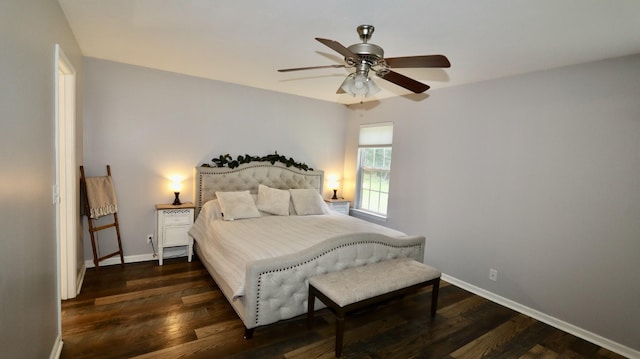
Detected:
[55,44,78,301]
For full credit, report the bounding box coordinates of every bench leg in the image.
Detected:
[243,327,254,339]
[335,311,345,357]
[431,278,440,318]
[308,286,316,329]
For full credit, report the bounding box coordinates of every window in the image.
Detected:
[355,123,393,216]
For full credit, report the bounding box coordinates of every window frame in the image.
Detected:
[354,122,394,218]
[355,145,392,216]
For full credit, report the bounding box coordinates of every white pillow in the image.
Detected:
[215,191,261,221]
[289,188,327,216]
[256,184,290,216]
[201,199,223,220]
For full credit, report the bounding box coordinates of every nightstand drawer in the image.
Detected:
[325,200,350,215]
[163,212,192,225]
[163,226,191,246]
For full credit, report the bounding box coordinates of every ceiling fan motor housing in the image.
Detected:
[347,43,384,65]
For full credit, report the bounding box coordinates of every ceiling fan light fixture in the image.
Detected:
[341,73,380,98]
[367,76,381,95]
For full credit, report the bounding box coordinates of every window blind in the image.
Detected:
[359,122,393,147]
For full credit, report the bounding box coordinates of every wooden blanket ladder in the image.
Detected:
[80,165,124,269]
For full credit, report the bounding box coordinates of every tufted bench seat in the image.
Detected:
[307,257,441,357]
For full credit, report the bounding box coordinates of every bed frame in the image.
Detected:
[192,162,426,338]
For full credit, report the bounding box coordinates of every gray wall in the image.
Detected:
[344,55,640,351]
[82,58,347,261]
[0,0,83,358]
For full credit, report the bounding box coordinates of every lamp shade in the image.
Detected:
[170,180,183,192]
[341,73,381,98]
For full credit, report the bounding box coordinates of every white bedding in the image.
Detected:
[189,204,405,299]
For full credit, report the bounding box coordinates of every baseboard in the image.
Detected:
[49,334,63,359]
[441,274,639,359]
[75,263,86,295]
[84,248,188,268]
[85,253,155,268]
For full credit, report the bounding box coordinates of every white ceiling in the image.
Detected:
[57,0,640,105]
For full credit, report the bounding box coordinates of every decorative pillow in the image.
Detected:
[215,191,261,221]
[256,184,290,216]
[201,199,223,220]
[289,188,327,216]
[288,197,298,216]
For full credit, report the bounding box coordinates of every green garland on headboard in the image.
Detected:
[201,151,313,171]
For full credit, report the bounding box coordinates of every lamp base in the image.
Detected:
[172,192,182,205]
[331,189,338,200]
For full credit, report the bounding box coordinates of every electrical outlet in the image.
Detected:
[146,234,153,244]
[489,268,498,282]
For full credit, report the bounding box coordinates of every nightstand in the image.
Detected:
[156,202,195,265]
[324,199,350,215]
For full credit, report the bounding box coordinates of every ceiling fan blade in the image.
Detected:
[385,55,451,68]
[315,38,358,59]
[377,70,430,93]
[278,64,346,72]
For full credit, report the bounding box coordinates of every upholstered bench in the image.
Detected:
[307,257,441,357]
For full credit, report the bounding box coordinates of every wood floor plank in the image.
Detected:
[94,280,210,305]
[60,258,630,359]
[126,268,207,287]
[482,320,558,359]
[439,294,488,319]
[595,348,629,359]
[284,338,335,359]
[519,344,559,359]
[182,290,221,305]
[450,314,537,358]
[195,319,245,339]
[129,332,229,359]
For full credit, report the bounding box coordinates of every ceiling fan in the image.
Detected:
[278,25,451,98]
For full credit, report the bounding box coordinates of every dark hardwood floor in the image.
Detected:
[61,257,627,359]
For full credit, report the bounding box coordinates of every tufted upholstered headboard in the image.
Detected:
[194,162,324,217]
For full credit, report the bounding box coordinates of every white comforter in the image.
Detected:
[189,210,405,299]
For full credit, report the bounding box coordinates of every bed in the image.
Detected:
[188,162,425,337]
